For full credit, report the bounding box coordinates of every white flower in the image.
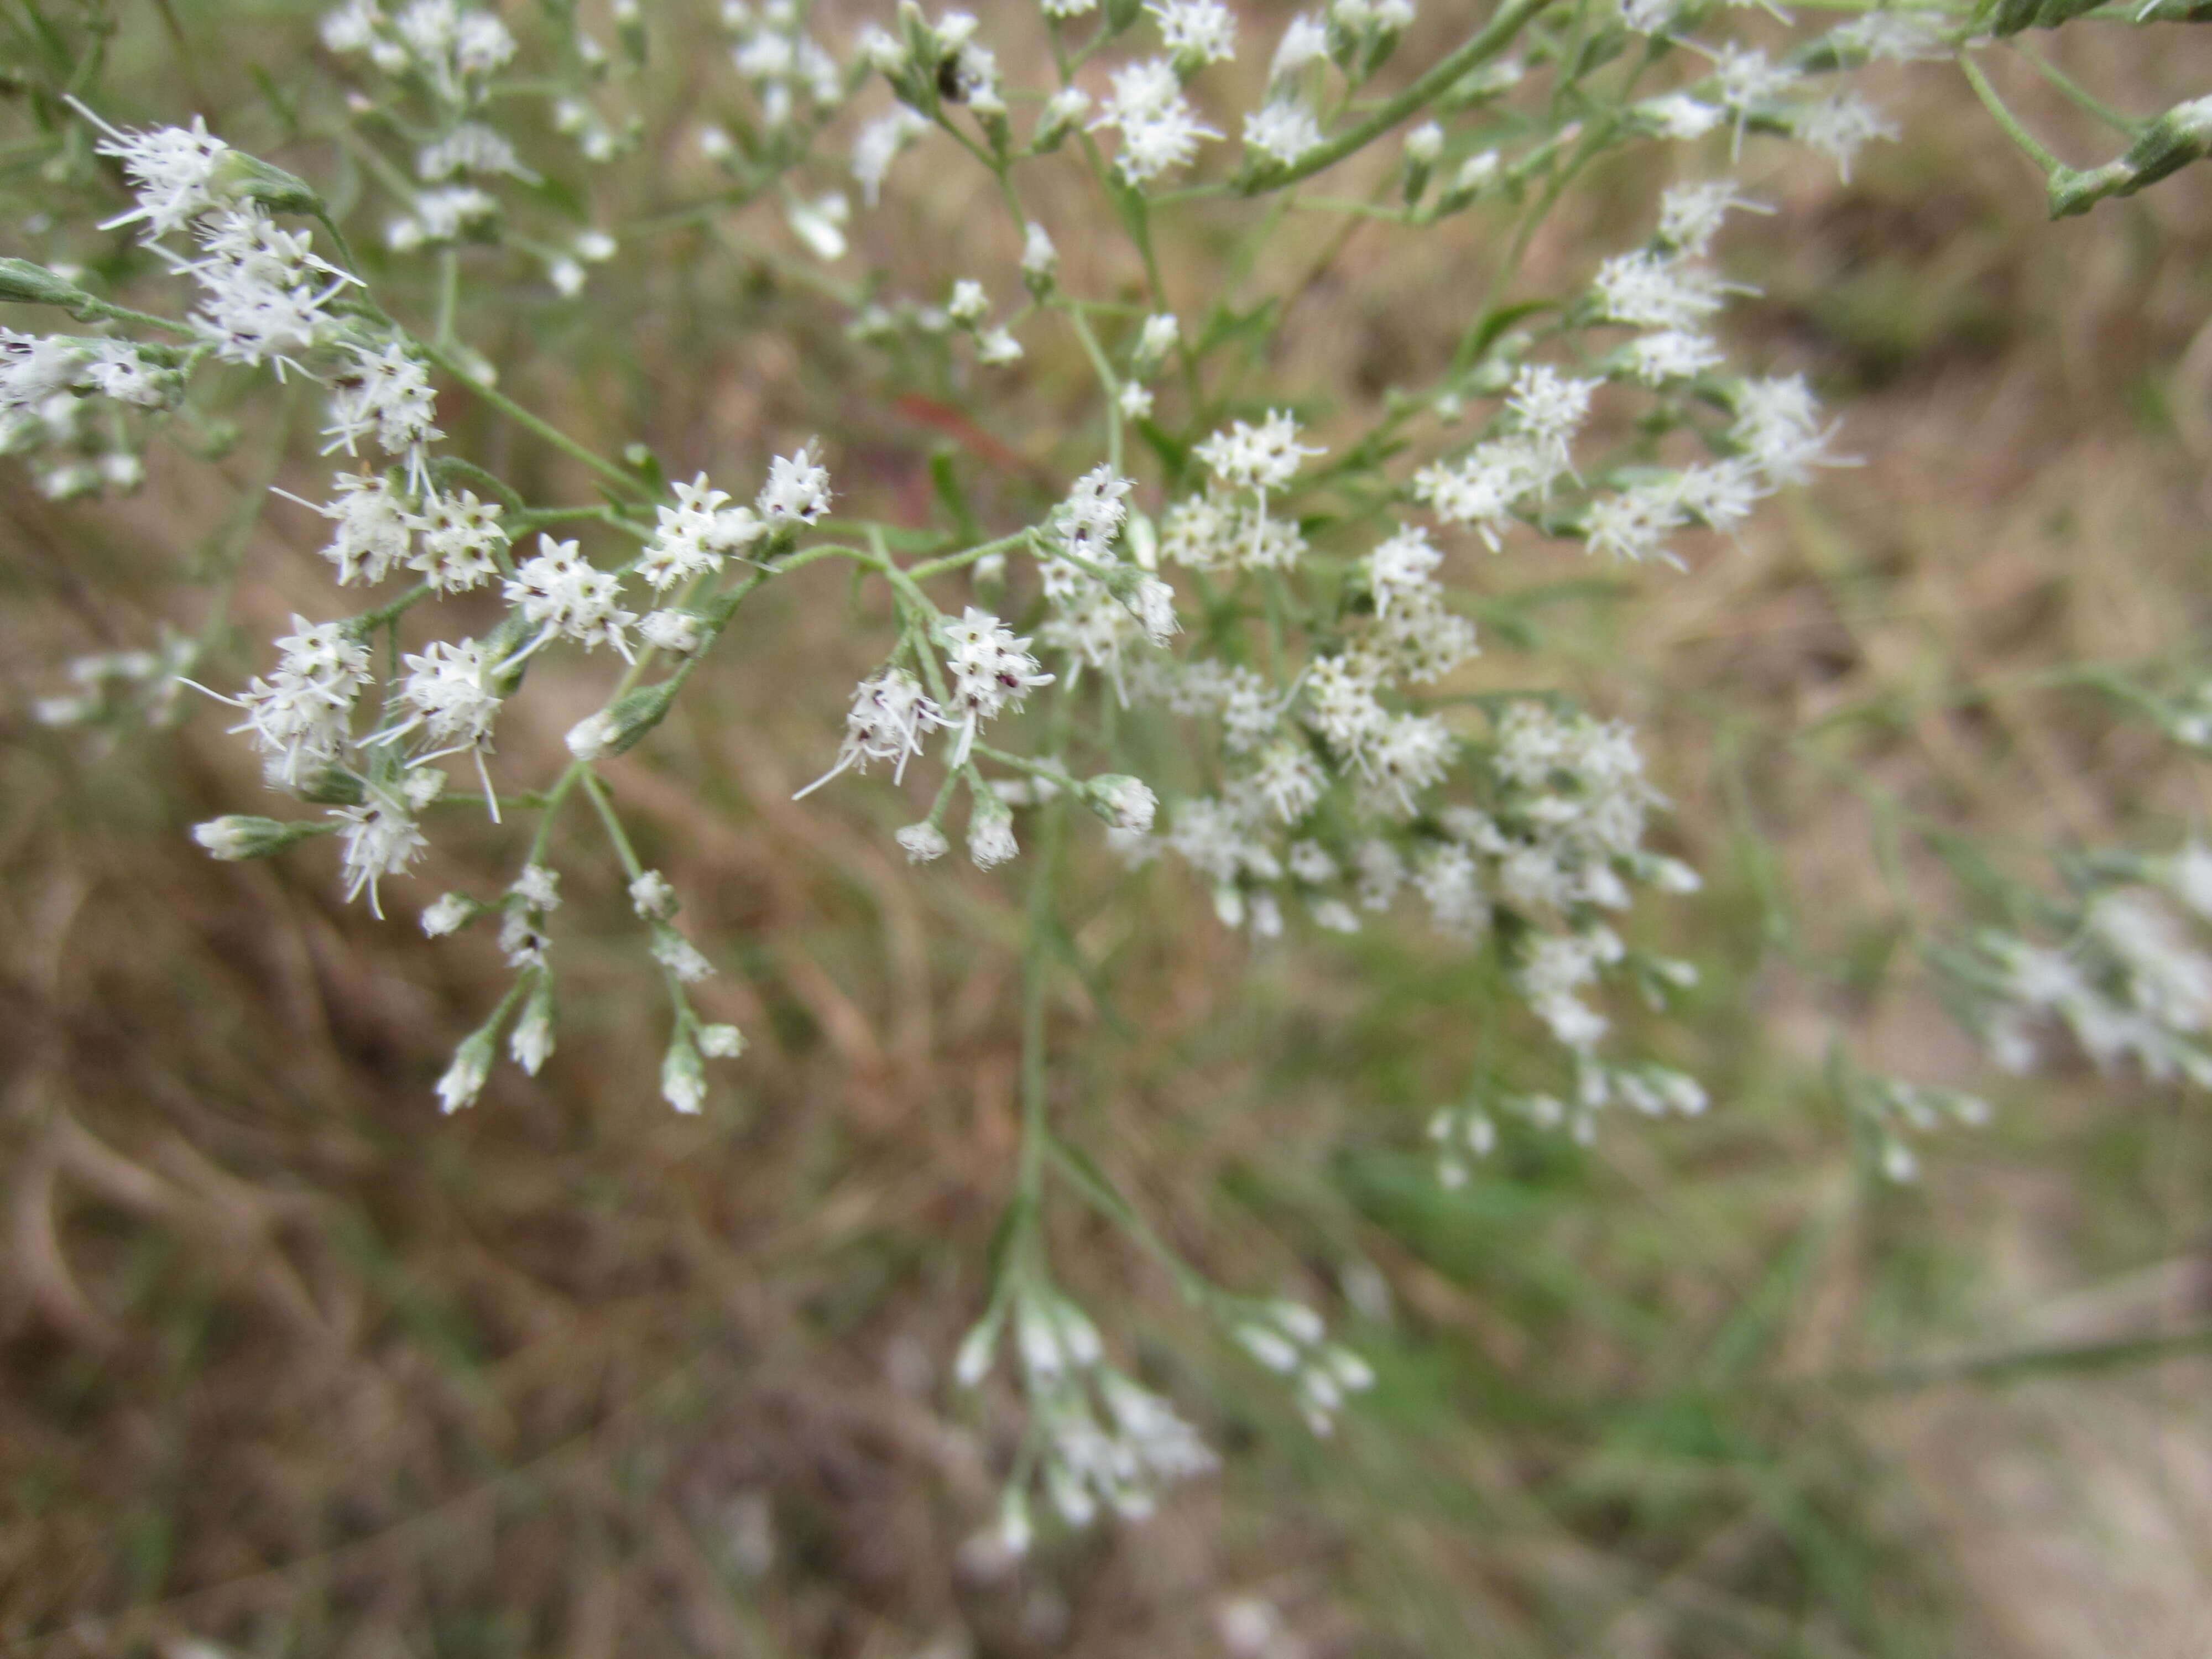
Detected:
[629,870,679,919]
[1020,221,1058,286]
[184,207,356,371]
[1092,775,1159,833]
[1248,741,1327,823]
[1412,439,1541,549]
[408,487,508,592]
[939,607,1052,761]
[1639,93,1722,140]
[1592,250,1726,331]
[1093,58,1220,185]
[1243,100,1324,167]
[1790,93,1897,182]
[1831,11,1948,62]
[392,638,501,752]
[651,927,716,983]
[639,472,739,589]
[1656,180,1762,259]
[85,111,229,242]
[1366,714,1455,816]
[224,615,373,787]
[1149,0,1237,66]
[897,821,950,862]
[786,192,850,260]
[757,442,832,528]
[510,988,555,1075]
[1270,13,1329,80]
[421,892,476,936]
[417,122,532,180]
[1194,410,1319,494]
[1118,382,1155,420]
[1730,374,1842,484]
[436,1035,491,1114]
[565,709,618,760]
[1670,458,1766,534]
[1368,525,1443,615]
[640,609,706,655]
[1583,483,1687,566]
[968,795,1019,868]
[976,327,1024,366]
[1136,311,1181,368]
[301,472,415,585]
[503,535,637,659]
[334,785,428,915]
[852,108,930,205]
[324,341,442,481]
[1620,329,1725,385]
[794,666,944,796]
[1506,363,1600,476]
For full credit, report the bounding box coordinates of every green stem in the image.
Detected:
[415,338,643,497]
[1958,52,2062,176]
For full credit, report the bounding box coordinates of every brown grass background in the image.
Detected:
[4,3,2212,1654]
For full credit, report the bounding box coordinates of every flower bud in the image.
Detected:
[192,814,323,860]
[1086,775,1158,833]
[565,680,679,760]
[1401,120,1443,202]
[0,258,90,309]
[660,1025,706,1113]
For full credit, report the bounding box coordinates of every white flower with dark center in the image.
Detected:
[756,443,832,528]
[407,487,507,591]
[940,607,1053,761]
[296,472,414,585]
[1365,714,1455,815]
[334,784,427,916]
[0,330,90,416]
[1243,100,1323,166]
[503,535,637,659]
[639,473,739,589]
[220,616,372,787]
[1302,654,1387,763]
[392,638,500,754]
[1056,464,1134,561]
[1194,410,1318,494]
[181,208,357,372]
[324,342,442,484]
[794,666,944,796]
[1368,525,1442,617]
[85,111,229,242]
